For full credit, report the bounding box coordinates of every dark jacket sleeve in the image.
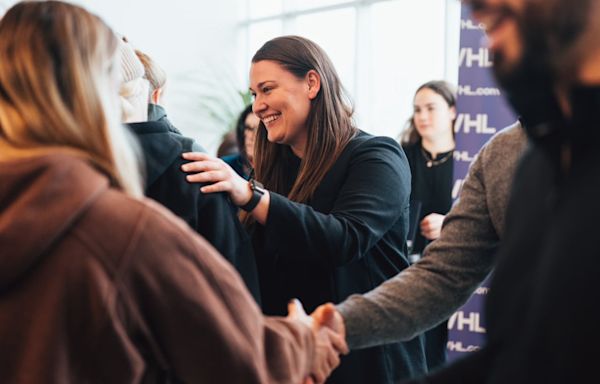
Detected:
[119,201,314,383]
[264,136,411,267]
[144,141,260,302]
[195,192,241,261]
[181,137,250,269]
[195,192,261,302]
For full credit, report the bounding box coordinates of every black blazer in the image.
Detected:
[254,130,427,383]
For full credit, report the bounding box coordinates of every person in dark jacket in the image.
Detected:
[0,2,348,382]
[183,35,426,383]
[118,41,260,302]
[399,0,600,382]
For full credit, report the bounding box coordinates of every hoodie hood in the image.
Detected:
[147,104,182,135]
[0,153,108,289]
[127,120,183,187]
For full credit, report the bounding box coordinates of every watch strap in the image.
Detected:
[239,179,265,212]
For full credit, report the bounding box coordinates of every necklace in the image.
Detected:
[420,147,454,168]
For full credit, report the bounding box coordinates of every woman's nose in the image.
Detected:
[253,96,267,114]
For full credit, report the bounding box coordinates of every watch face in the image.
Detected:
[251,179,265,193]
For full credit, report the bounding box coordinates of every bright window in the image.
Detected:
[291,0,349,12]
[295,7,356,94]
[369,0,447,136]
[248,19,284,57]
[248,0,283,19]
[238,0,460,139]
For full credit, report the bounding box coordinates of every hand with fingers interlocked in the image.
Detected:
[287,299,348,384]
[420,213,445,240]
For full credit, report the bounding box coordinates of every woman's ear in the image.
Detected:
[449,105,457,121]
[306,70,321,100]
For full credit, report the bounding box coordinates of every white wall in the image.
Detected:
[73,0,243,153]
[1,0,242,154]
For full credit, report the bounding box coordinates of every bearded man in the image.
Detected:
[410,0,600,382]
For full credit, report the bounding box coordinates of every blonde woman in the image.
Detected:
[0,2,346,383]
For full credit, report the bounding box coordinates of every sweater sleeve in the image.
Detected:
[264,136,411,267]
[337,134,506,349]
[119,203,314,383]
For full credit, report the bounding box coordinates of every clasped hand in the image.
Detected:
[420,213,445,240]
[287,299,348,384]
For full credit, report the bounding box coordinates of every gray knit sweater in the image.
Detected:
[337,123,527,349]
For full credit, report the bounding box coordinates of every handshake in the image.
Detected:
[287,299,349,384]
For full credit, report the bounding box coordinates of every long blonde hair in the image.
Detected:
[0,1,143,197]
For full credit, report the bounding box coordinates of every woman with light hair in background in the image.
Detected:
[0,2,346,382]
[400,80,457,370]
[221,104,260,179]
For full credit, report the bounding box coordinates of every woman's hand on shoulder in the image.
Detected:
[181,152,252,206]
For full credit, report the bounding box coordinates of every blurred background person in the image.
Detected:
[221,104,259,179]
[399,80,456,370]
[216,129,239,158]
[400,80,456,259]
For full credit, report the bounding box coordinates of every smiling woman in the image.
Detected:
[182,35,427,383]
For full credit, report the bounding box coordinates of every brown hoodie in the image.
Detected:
[0,153,314,383]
